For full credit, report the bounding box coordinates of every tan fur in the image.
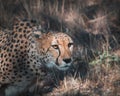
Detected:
[0,20,74,96]
[36,32,73,67]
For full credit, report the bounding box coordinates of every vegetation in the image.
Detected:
[0,0,120,96]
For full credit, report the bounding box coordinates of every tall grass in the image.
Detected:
[0,0,120,96]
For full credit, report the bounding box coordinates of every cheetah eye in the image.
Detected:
[52,45,59,49]
[68,43,73,48]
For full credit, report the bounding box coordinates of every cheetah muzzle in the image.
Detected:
[0,20,74,96]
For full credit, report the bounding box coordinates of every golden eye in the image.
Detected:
[68,43,73,48]
[52,45,59,49]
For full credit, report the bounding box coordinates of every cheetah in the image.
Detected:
[0,20,74,96]
[0,28,12,48]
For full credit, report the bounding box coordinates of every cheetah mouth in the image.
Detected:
[58,64,71,70]
[45,61,71,71]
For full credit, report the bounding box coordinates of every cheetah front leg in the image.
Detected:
[5,81,30,96]
[5,85,23,96]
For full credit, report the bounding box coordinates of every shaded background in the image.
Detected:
[0,0,120,96]
[0,0,120,60]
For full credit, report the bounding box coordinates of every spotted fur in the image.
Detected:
[0,20,74,96]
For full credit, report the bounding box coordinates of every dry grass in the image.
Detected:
[28,62,120,96]
[0,0,120,96]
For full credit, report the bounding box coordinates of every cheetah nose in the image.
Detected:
[63,58,72,63]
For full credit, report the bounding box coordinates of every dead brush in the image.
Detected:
[0,0,120,96]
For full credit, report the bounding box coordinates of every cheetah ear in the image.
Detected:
[33,31,42,39]
[32,25,43,39]
[33,33,45,45]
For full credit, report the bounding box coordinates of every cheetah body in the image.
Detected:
[0,20,73,96]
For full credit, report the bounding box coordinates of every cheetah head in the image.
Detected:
[35,32,74,71]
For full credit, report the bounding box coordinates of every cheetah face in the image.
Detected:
[35,32,74,71]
